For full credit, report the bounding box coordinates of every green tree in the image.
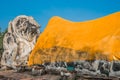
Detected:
[0,28,7,60]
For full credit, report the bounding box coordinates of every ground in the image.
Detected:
[0,70,61,80]
[0,70,119,80]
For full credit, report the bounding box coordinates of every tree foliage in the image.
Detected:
[0,28,7,56]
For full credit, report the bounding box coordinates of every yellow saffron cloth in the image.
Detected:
[28,12,120,66]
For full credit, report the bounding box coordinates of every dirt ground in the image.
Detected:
[0,70,119,80]
[0,70,61,80]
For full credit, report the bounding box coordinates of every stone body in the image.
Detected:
[28,12,120,66]
[1,15,40,68]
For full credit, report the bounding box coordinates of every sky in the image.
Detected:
[0,0,120,31]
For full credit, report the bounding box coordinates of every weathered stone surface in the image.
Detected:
[1,15,40,69]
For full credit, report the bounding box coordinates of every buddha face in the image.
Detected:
[14,16,40,41]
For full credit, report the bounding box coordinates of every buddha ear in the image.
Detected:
[8,21,14,33]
